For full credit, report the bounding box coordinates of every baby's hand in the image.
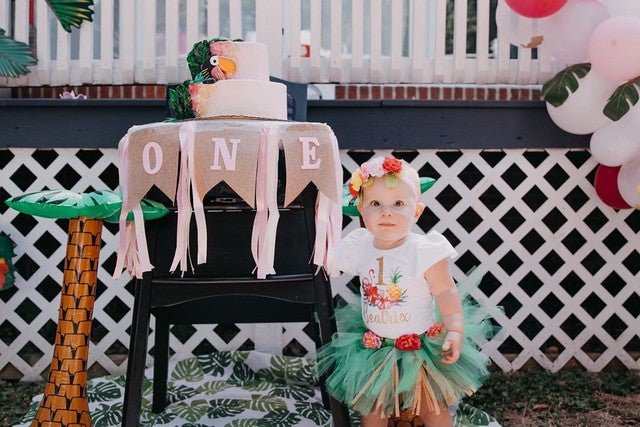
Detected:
[441,331,463,364]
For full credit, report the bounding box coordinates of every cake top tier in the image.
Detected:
[199,40,269,82]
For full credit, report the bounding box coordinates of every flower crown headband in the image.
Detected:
[342,156,436,217]
[348,156,420,201]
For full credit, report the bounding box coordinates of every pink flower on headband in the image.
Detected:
[366,157,386,177]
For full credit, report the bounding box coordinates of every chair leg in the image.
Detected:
[152,312,170,414]
[122,272,153,427]
[314,274,351,427]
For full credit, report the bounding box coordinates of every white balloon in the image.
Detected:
[496,0,543,48]
[541,0,609,66]
[590,106,640,166]
[546,68,619,135]
[618,156,640,209]
[606,0,640,17]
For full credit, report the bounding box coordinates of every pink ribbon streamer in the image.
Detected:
[170,123,195,273]
[261,126,280,278]
[186,123,208,266]
[251,130,269,274]
[132,203,153,273]
[251,125,279,278]
[113,133,154,279]
[311,133,343,277]
[113,135,130,279]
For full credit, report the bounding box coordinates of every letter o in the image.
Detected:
[142,142,163,174]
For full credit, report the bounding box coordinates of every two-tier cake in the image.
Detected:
[186,40,287,120]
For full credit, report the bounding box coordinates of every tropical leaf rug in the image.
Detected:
[17,351,500,426]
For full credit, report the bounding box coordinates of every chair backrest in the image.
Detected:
[146,183,317,279]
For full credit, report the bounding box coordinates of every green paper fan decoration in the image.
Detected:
[542,63,591,108]
[342,177,436,217]
[45,0,95,32]
[0,29,37,78]
[0,232,17,291]
[603,77,640,121]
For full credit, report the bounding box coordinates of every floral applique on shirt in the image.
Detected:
[361,260,408,310]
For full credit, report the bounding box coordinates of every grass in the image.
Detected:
[0,380,42,427]
[466,369,640,426]
[2,370,640,426]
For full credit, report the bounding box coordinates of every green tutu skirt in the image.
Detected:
[317,280,500,417]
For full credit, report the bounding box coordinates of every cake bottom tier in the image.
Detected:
[190,80,288,120]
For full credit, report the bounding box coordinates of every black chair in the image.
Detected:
[122,81,350,426]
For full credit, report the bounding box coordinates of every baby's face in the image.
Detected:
[358,177,425,248]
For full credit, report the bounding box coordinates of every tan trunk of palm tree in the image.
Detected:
[32,217,103,427]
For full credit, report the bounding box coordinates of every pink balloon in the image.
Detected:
[505,0,568,18]
[541,0,608,66]
[589,16,640,82]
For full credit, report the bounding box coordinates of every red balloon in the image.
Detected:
[594,165,632,210]
[505,0,568,18]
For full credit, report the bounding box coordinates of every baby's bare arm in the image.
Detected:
[425,259,464,363]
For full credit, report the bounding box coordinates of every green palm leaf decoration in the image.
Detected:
[6,189,118,219]
[6,189,168,220]
[45,0,95,32]
[103,196,170,223]
[603,77,640,121]
[0,29,37,77]
[542,63,591,108]
[167,81,196,121]
[187,40,212,79]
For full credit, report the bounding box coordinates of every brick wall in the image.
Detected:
[10,83,542,101]
[335,84,542,101]
[11,85,167,99]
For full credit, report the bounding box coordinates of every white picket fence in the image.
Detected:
[0,0,559,87]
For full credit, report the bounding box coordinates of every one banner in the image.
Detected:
[114,123,180,278]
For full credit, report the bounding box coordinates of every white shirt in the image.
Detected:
[336,228,459,339]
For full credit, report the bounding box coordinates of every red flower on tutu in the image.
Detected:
[395,334,421,351]
[382,157,403,174]
[425,322,444,338]
[362,331,382,349]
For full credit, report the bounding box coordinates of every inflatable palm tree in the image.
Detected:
[5,190,167,427]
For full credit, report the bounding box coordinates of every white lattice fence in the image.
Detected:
[1,148,639,381]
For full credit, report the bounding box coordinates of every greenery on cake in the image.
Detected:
[187,40,212,80]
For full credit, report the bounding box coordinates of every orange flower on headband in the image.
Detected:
[348,156,404,198]
[382,157,402,174]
